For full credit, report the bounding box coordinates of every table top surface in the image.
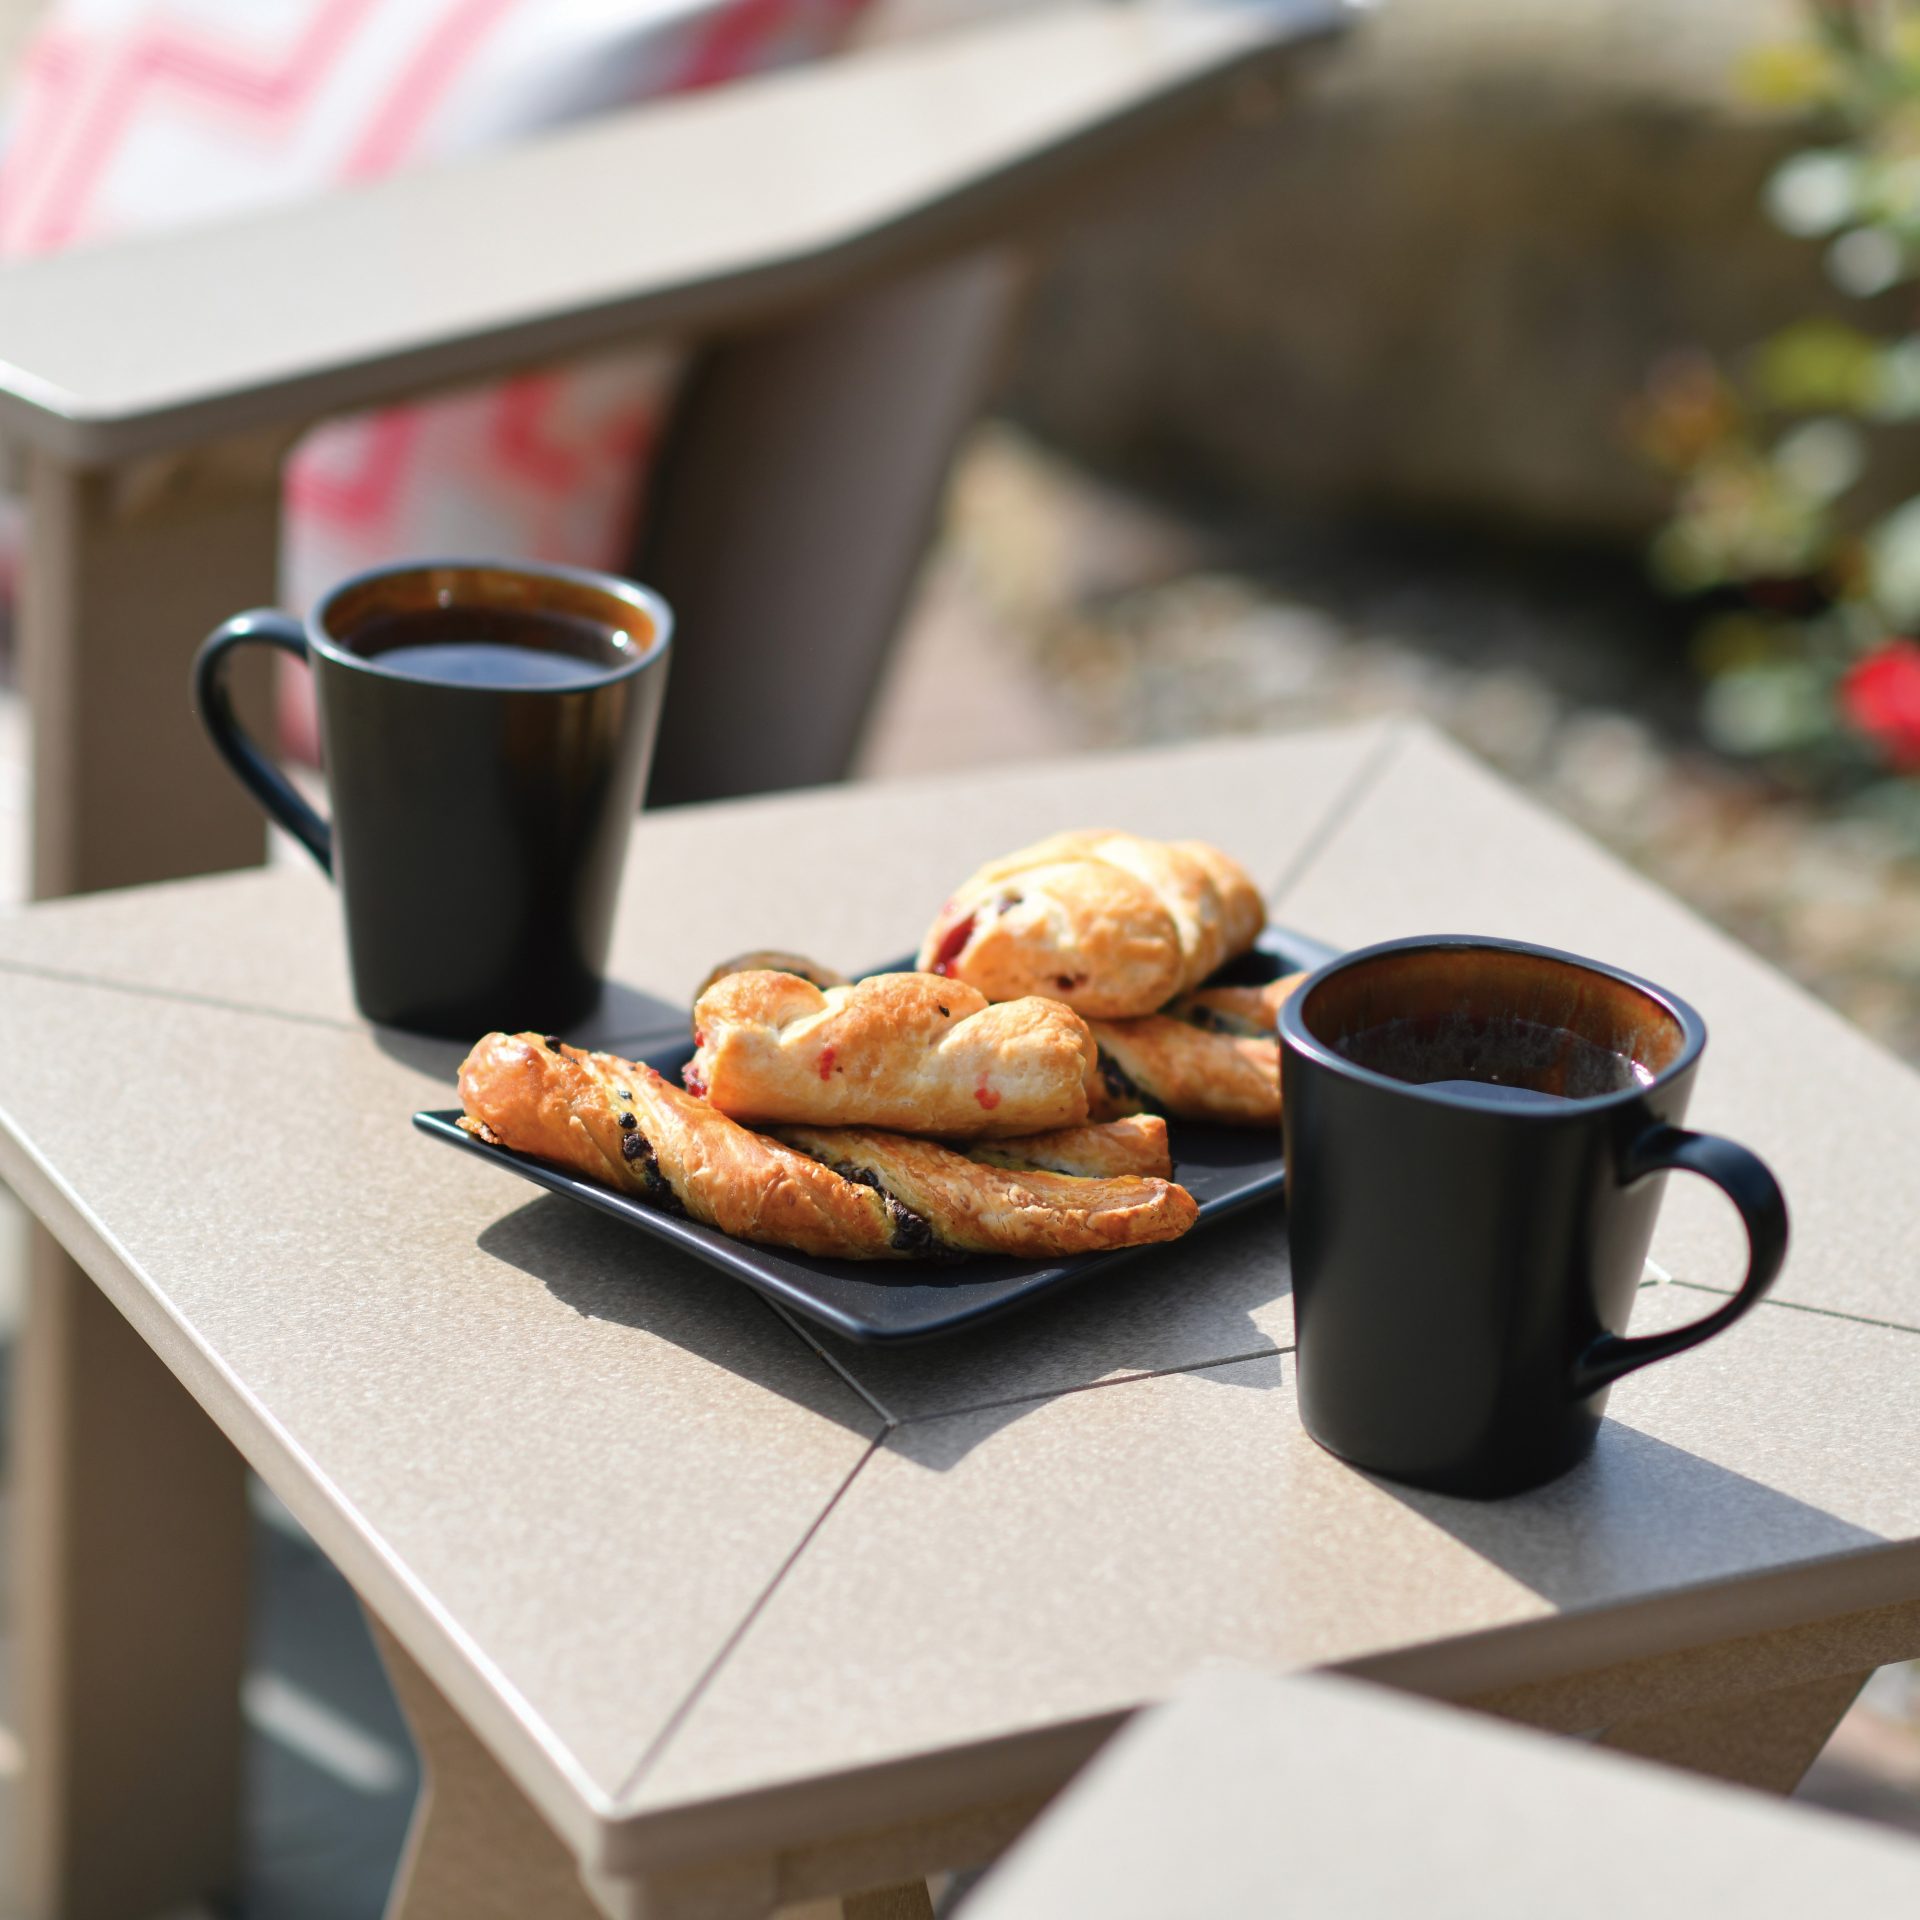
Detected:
[3,718,1919,1879]
[968,1668,1920,1919]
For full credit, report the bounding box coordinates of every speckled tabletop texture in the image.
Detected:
[968,1670,1920,1920]
[2,719,1918,1884]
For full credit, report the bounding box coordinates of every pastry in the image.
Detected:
[689,970,1094,1137]
[693,949,848,1015]
[1162,972,1309,1038]
[776,1126,1197,1258]
[457,1033,1195,1262]
[458,1032,910,1259]
[917,832,1265,1018]
[967,1115,1173,1181]
[1086,1017,1282,1128]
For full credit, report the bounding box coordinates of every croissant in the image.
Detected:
[457,1034,1195,1262]
[689,970,1094,1138]
[917,832,1265,1018]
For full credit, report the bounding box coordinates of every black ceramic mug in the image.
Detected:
[1277,936,1788,1499]
[193,559,671,1037]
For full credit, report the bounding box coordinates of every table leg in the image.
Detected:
[10,1231,250,1920]
[1594,1668,1873,1793]
[366,1617,606,1920]
[21,438,281,899]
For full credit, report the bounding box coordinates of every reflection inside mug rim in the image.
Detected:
[1290,939,1698,1108]
[312,560,669,686]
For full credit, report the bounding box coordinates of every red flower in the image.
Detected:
[1841,640,1920,770]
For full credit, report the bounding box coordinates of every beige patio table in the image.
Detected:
[5,718,1920,1919]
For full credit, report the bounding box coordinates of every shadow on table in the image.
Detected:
[1371,1421,1886,1614]
[369,977,687,1081]
[476,1191,1291,1465]
[828,1201,1291,1463]
[476,1194,883,1440]
[883,1343,1291,1475]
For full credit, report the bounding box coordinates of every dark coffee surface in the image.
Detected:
[1417,1077,1580,1108]
[353,606,625,687]
[1336,1015,1654,1101]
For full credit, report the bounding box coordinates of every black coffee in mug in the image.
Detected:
[1278,937,1789,1499]
[193,560,672,1037]
[349,605,626,688]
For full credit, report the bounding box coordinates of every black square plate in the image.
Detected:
[413,925,1338,1344]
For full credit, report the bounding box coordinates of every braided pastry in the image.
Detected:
[689,970,1093,1138]
[917,832,1265,1018]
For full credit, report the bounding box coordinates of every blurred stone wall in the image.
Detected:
[1000,0,1850,545]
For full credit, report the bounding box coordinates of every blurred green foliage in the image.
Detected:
[1634,0,1920,817]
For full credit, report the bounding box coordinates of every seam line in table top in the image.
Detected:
[610,1338,1301,1807]
[612,1434,884,1806]
[0,951,688,1057]
[1265,717,1409,908]
[1666,1276,1920,1342]
[880,1339,1296,1430]
[764,1299,895,1425]
[0,718,1400,1033]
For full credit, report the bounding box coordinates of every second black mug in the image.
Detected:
[1278,936,1789,1499]
[193,559,672,1037]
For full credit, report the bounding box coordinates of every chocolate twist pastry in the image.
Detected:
[775,1126,1197,1258]
[458,1034,1196,1262]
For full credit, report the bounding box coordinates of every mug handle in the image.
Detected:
[1571,1125,1789,1396]
[192,611,332,873]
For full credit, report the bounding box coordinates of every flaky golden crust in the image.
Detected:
[457,1032,907,1260]
[690,971,1093,1137]
[919,859,1182,1018]
[1163,972,1309,1038]
[917,833,1266,1018]
[692,950,848,1018]
[967,1115,1173,1181]
[1086,1017,1282,1128]
[1176,841,1266,958]
[776,1126,1198,1257]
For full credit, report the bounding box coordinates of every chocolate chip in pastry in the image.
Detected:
[690,970,1094,1138]
[918,832,1265,1019]
[1084,1017,1282,1128]
[458,1031,910,1260]
[776,1125,1198,1258]
[966,1115,1173,1181]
